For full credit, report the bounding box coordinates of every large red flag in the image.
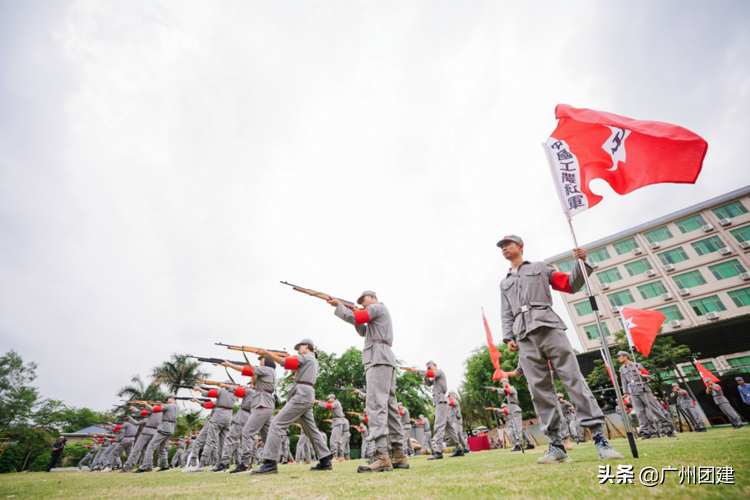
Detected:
[694,359,720,385]
[545,104,708,218]
[620,307,666,357]
[482,309,507,381]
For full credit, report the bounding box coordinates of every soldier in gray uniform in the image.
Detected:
[705,378,744,429]
[191,382,236,471]
[123,403,163,472]
[653,395,677,434]
[250,340,333,474]
[341,421,351,460]
[330,291,408,472]
[97,425,123,471]
[397,403,414,456]
[497,235,623,463]
[317,394,346,461]
[489,380,525,452]
[404,361,463,459]
[91,435,112,471]
[415,415,433,455]
[134,396,180,473]
[617,351,675,438]
[103,418,138,472]
[211,378,257,472]
[557,394,583,444]
[184,398,217,469]
[171,437,186,468]
[447,392,470,453]
[669,383,706,432]
[353,422,371,459]
[293,424,312,463]
[78,444,98,471]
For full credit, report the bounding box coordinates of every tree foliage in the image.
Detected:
[116,374,167,403]
[0,427,54,472]
[33,400,107,433]
[151,354,210,395]
[0,350,42,428]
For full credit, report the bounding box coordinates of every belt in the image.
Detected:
[514,305,550,317]
[163,419,175,423]
[295,381,314,387]
[218,405,234,410]
[146,425,158,429]
[366,339,391,347]
[257,388,274,395]
[241,407,252,413]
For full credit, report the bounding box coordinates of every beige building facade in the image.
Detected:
[547,186,750,378]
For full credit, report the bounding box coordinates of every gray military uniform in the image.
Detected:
[106,418,138,468]
[670,388,705,431]
[619,362,672,436]
[318,398,346,459]
[399,406,414,454]
[171,438,186,468]
[78,444,98,470]
[707,382,743,428]
[559,400,582,442]
[199,387,236,467]
[335,302,403,452]
[500,386,525,448]
[417,367,461,454]
[261,353,330,462]
[419,417,433,454]
[500,260,606,446]
[239,365,277,465]
[447,398,469,450]
[141,402,180,469]
[124,405,162,470]
[220,385,255,465]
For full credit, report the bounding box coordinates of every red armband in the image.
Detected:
[140,410,148,416]
[153,406,162,413]
[364,417,368,422]
[205,401,214,409]
[663,403,668,409]
[640,368,650,375]
[505,389,511,395]
[551,272,573,293]
[426,370,435,378]
[110,438,115,443]
[186,439,191,443]
[174,442,178,445]
[681,390,687,396]
[113,425,122,432]
[235,387,247,398]
[242,365,254,377]
[208,388,219,398]
[354,310,371,325]
[449,401,455,407]
[503,409,508,415]
[326,404,333,410]
[283,356,299,371]
[88,445,92,449]
[692,400,696,405]
[399,410,404,415]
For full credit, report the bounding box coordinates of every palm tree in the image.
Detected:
[458,387,493,429]
[151,354,210,395]
[116,374,167,402]
[174,409,207,438]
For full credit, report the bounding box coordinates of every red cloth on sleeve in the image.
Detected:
[235,387,247,398]
[242,365,254,377]
[205,401,214,410]
[284,356,299,371]
[354,310,371,325]
[208,389,219,398]
[153,406,162,413]
[551,272,573,293]
[426,370,435,378]
[140,410,148,416]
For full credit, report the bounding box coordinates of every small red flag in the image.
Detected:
[599,349,617,386]
[545,104,707,218]
[482,309,507,381]
[694,359,720,385]
[621,307,666,357]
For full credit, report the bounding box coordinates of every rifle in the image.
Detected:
[188,355,249,366]
[215,343,289,357]
[127,401,163,406]
[176,384,211,391]
[173,396,211,402]
[280,281,359,310]
[339,388,364,393]
[190,379,225,386]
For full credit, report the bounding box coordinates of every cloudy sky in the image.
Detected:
[2,0,749,413]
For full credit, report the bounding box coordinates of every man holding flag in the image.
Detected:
[705,378,745,429]
[498,235,623,463]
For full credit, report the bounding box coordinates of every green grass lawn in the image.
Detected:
[1,428,748,500]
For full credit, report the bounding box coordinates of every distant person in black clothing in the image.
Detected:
[46,437,67,472]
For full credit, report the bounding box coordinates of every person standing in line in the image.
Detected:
[134,395,180,473]
[78,443,98,471]
[316,394,346,462]
[397,403,414,456]
[122,403,162,472]
[669,383,706,432]
[447,392,470,454]
[497,235,623,463]
[412,414,433,455]
[210,379,256,472]
[705,378,745,429]
[618,351,675,439]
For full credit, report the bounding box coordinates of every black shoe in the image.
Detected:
[157,467,170,472]
[449,449,464,457]
[427,452,443,460]
[463,449,470,454]
[641,434,652,440]
[310,454,333,471]
[510,445,522,452]
[666,432,676,438]
[250,460,277,475]
[211,463,229,473]
[229,463,250,474]
[524,444,535,450]
[133,467,152,473]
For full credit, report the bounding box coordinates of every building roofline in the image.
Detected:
[545,184,750,263]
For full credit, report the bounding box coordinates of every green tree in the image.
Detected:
[175,409,206,438]
[116,375,167,403]
[586,329,700,398]
[0,427,54,472]
[151,354,210,395]
[34,400,106,433]
[0,350,42,428]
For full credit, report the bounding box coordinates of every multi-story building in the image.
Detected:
[546,185,750,381]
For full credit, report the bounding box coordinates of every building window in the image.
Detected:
[688,295,726,316]
[574,300,593,316]
[729,225,750,243]
[656,305,685,322]
[613,238,638,255]
[597,268,622,284]
[675,214,707,234]
[608,289,635,307]
[708,259,747,280]
[589,247,611,263]
[637,281,668,300]
[728,287,750,307]
[672,270,707,289]
[682,362,716,380]
[657,247,689,266]
[624,258,653,277]
[644,226,673,243]
[584,323,611,341]
[690,236,725,256]
[727,356,750,368]
[557,259,575,273]
[712,201,748,220]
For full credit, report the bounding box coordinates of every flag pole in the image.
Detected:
[621,316,661,436]
[543,142,639,458]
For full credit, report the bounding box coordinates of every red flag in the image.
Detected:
[621,307,666,357]
[545,104,707,218]
[694,359,720,385]
[599,349,617,386]
[482,309,507,381]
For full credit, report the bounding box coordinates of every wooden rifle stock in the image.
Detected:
[280,281,360,310]
[215,343,289,357]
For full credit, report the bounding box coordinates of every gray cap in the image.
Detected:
[556,393,564,398]
[357,290,377,305]
[167,394,177,399]
[419,414,424,419]
[224,380,233,384]
[398,402,403,406]
[501,403,507,407]
[426,360,436,368]
[616,350,630,357]
[671,383,680,387]
[735,377,744,381]
[704,377,713,383]
[327,394,335,400]
[500,378,509,383]
[497,234,523,248]
[447,391,456,397]
[294,338,315,351]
